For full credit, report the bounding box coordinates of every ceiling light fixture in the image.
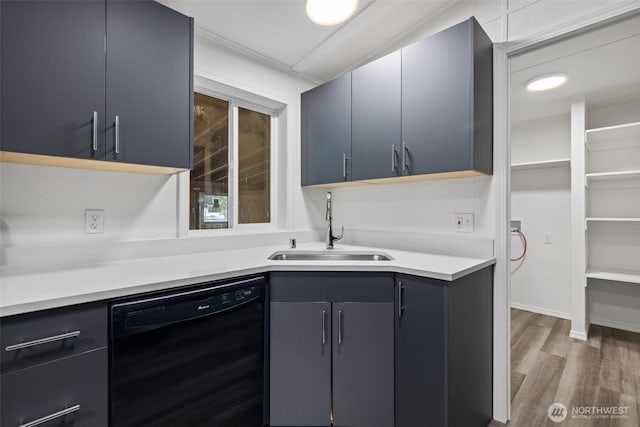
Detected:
[305,0,359,26]
[526,73,568,92]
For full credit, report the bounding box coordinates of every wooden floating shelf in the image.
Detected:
[586,268,640,284]
[511,158,570,170]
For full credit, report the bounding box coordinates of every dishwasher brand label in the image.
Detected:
[197,305,210,310]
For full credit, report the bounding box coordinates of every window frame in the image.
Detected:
[181,77,281,236]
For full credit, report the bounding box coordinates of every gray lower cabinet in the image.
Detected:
[270,301,332,426]
[1,348,108,427]
[269,272,394,427]
[332,302,394,427]
[395,267,493,427]
[1,302,107,374]
[0,302,108,427]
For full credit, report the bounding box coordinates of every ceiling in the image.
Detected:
[511,13,640,123]
[157,0,451,83]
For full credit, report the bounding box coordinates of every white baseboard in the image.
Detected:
[510,302,571,320]
[569,329,588,341]
[590,317,640,334]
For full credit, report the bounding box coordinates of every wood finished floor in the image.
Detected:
[489,309,640,427]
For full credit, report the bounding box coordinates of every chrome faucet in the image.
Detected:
[325,192,343,249]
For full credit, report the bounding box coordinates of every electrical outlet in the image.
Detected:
[454,213,474,233]
[85,209,104,234]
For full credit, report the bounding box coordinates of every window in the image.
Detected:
[191,92,272,230]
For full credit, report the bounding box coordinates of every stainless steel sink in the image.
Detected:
[268,251,394,261]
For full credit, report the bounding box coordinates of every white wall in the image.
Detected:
[510,114,572,318]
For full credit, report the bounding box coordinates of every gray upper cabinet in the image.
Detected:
[401,17,493,176]
[106,0,193,168]
[0,0,193,171]
[351,51,401,181]
[301,16,492,186]
[301,73,352,186]
[0,0,106,160]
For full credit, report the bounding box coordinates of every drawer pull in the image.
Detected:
[5,331,80,352]
[18,405,80,427]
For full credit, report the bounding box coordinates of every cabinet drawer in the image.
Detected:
[1,302,107,373]
[1,348,108,427]
[270,271,394,302]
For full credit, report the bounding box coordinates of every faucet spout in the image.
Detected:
[325,192,343,249]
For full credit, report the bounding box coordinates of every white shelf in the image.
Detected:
[586,217,640,224]
[586,268,640,284]
[584,170,640,187]
[511,158,570,170]
[586,170,640,182]
[585,121,640,145]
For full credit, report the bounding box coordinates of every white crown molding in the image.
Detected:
[195,25,323,85]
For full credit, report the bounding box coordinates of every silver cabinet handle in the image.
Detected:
[402,141,409,174]
[322,310,327,345]
[114,115,121,154]
[342,153,349,179]
[338,310,343,345]
[18,405,80,427]
[92,111,98,152]
[5,331,80,352]
[398,282,405,318]
[391,144,397,172]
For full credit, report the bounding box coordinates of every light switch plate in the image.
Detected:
[454,213,474,233]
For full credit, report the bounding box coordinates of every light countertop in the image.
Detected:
[0,243,495,317]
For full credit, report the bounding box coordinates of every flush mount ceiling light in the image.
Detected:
[526,73,568,92]
[305,0,359,26]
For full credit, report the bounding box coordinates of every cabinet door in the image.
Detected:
[351,51,401,181]
[401,19,472,175]
[270,302,331,426]
[1,348,108,427]
[395,275,447,427]
[301,73,351,185]
[106,0,193,168]
[1,0,106,159]
[333,302,394,427]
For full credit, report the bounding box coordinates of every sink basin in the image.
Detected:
[268,251,394,261]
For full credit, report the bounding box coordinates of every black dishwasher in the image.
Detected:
[110,276,266,427]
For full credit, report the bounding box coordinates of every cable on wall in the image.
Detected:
[510,229,527,262]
